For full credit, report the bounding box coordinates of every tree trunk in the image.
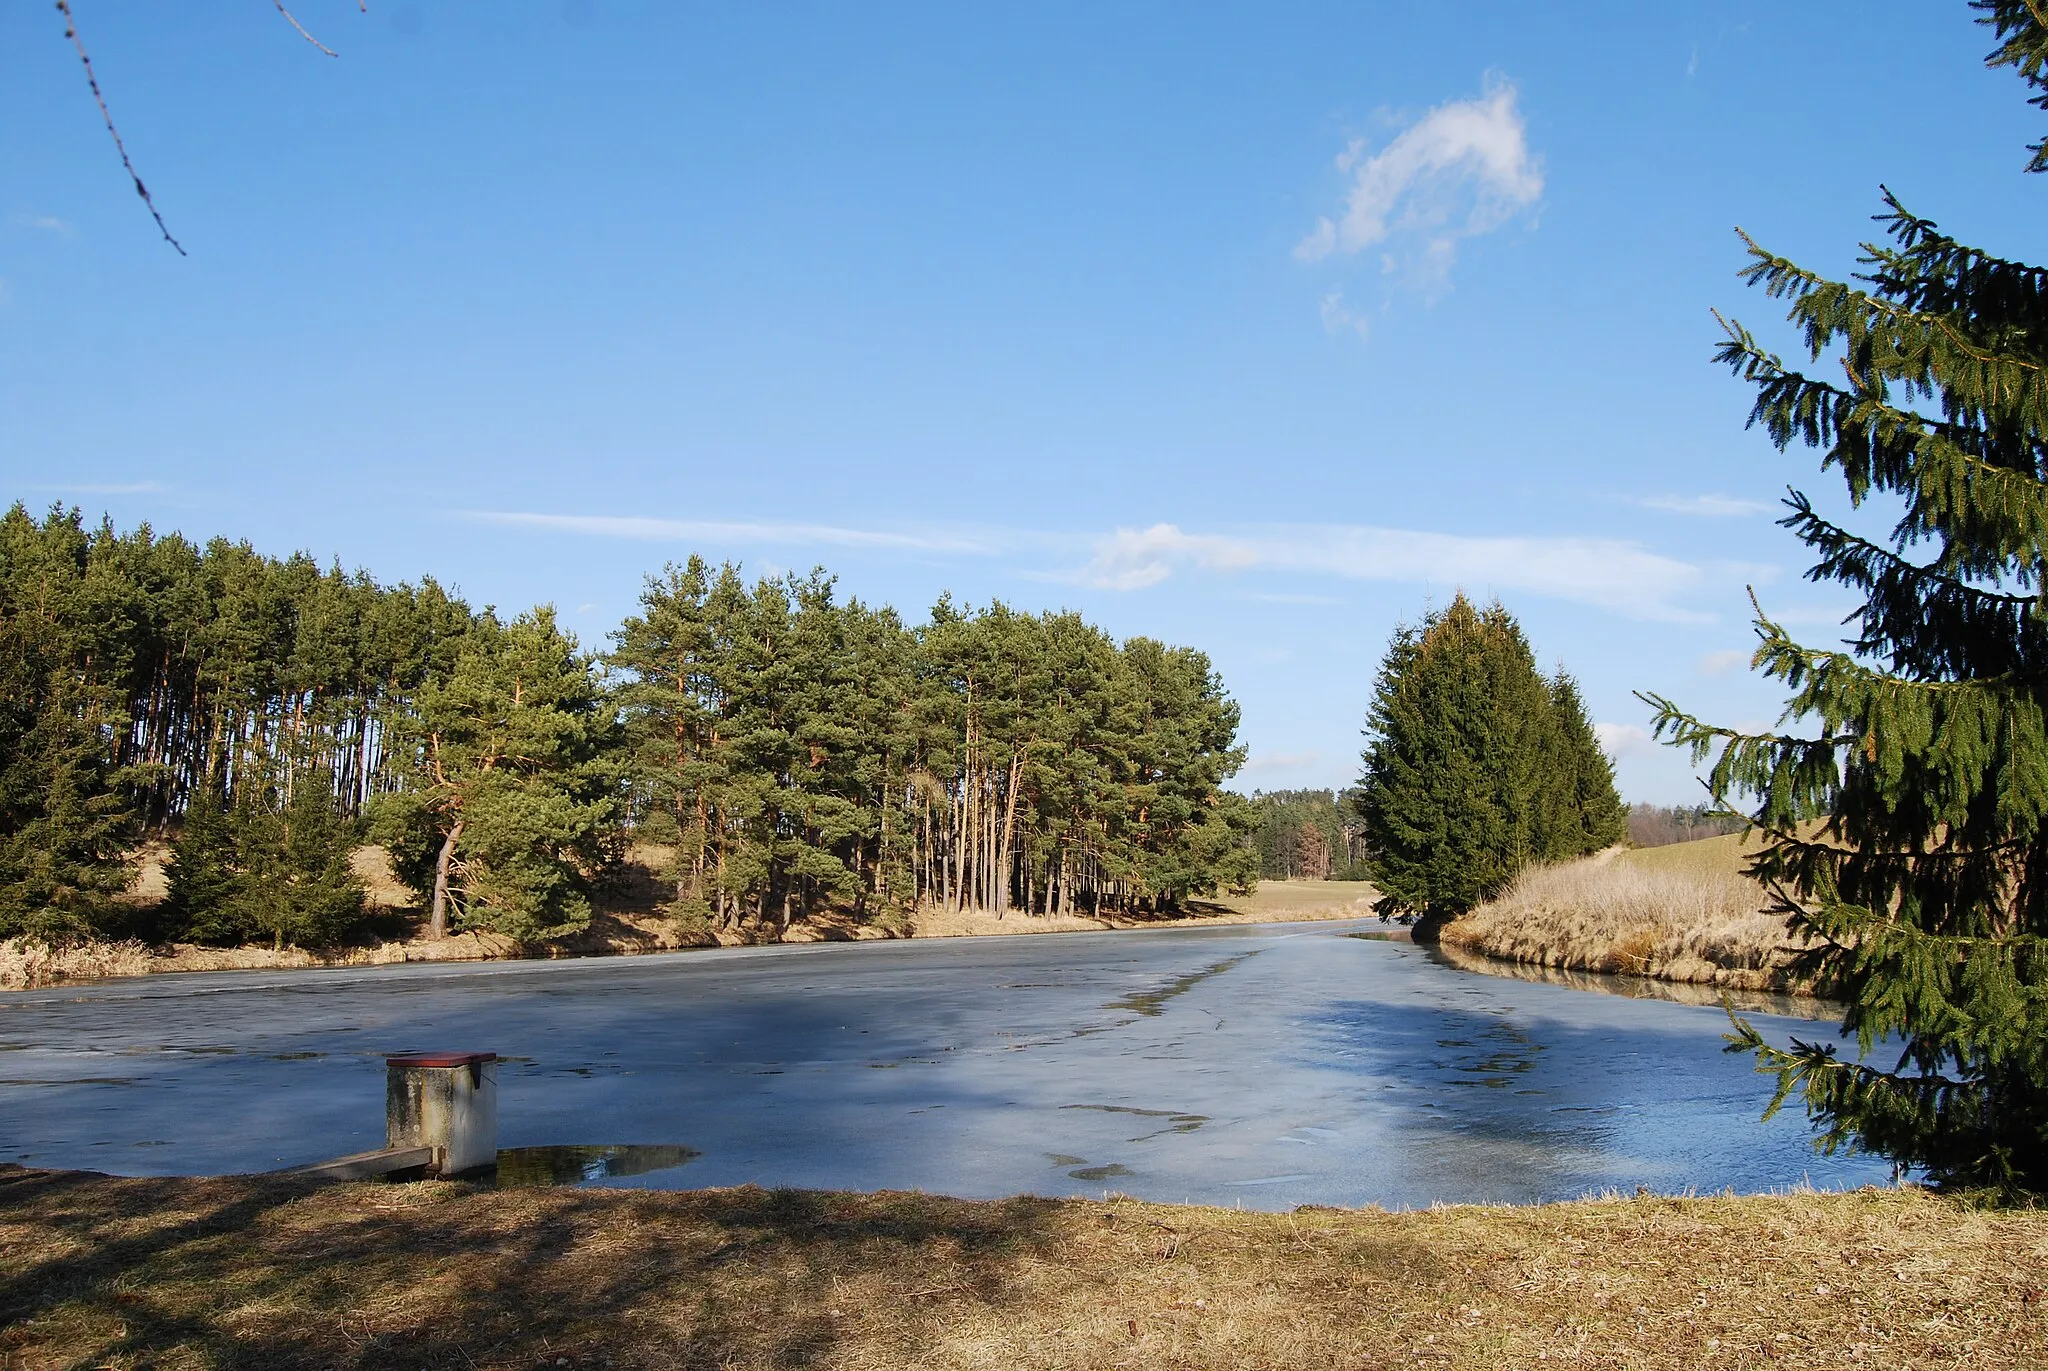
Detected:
[429,819,464,939]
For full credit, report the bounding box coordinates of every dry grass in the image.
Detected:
[1441,836,1820,994]
[0,938,154,991]
[914,880,1378,940]
[2,1168,2043,1370]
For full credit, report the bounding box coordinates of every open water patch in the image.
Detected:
[494,1145,699,1188]
[1105,952,1259,1016]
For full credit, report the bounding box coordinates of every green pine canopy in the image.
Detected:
[1643,0,2048,1194]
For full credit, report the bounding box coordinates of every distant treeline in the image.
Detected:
[1624,803,1745,849]
[1247,789,1370,881]
[0,506,1254,948]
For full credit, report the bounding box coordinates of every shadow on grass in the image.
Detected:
[0,1165,1073,1370]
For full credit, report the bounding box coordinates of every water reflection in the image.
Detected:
[495,1144,698,1188]
[1421,940,1841,1022]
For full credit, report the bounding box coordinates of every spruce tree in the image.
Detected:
[1542,672,1628,860]
[1644,0,2048,1193]
[161,783,247,944]
[1359,596,1554,921]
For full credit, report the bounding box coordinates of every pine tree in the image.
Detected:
[1643,0,2048,1194]
[375,609,622,942]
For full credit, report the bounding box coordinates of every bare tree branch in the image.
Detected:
[272,0,339,57]
[55,0,185,256]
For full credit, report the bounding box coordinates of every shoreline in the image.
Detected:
[0,880,1382,992]
[5,1166,2039,1369]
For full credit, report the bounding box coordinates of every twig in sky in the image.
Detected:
[55,0,185,256]
[273,1,340,57]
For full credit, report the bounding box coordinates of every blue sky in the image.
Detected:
[3,2,2042,803]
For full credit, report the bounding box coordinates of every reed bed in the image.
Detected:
[1442,840,1819,993]
[0,937,154,991]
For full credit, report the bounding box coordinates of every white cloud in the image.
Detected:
[1623,493,1775,517]
[1318,291,1370,340]
[1594,722,1659,761]
[1073,522,1711,622]
[1296,79,1542,286]
[1697,648,1749,675]
[14,214,73,235]
[465,511,994,555]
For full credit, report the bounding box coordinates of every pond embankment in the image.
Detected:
[5,1166,2042,1370]
[0,854,1379,991]
[1439,833,1827,998]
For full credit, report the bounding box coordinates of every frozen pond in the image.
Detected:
[0,920,1892,1209]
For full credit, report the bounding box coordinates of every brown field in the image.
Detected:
[3,1167,2044,1370]
[1439,835,1820,994]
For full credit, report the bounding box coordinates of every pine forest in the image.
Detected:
[0,504,1257,949]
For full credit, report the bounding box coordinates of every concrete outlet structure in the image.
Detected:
[385,1051,498,1176]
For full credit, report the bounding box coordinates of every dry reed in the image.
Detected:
[0,937,153,991]
[1442,841,1818,993]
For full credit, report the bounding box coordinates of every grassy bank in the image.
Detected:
[4,1168,2043,1369]
[1440,834,1821,995]
[1,871,1378,991]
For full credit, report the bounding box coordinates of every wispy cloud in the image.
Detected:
[1594,722,1659,760]
[464,511,996,555]
[1072,522,1712,622]
[14,214,73,236]
[1622,493,1775,518]
[1318,291,1370,340]
[1697,648,1749,676]
[1240,591,1343,606]
[33,481,165,496]
[1296,79,1542,289]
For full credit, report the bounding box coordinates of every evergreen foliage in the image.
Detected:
[0,510,140,940]
[1249,789,1371,881]
[1643,1,2048,1194]
[610,557,1253,930]
[164,772,368,949]
[1360,595,1624,922]
[376,609,622,942]
[0,509,1254,946]
[1543,672,1630,860]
